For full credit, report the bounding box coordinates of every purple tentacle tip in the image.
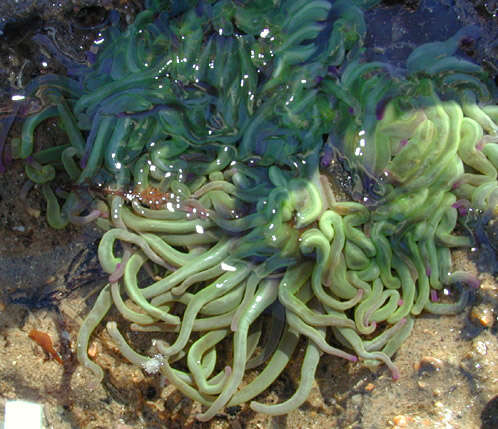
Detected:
[320,147,333,168]
[376,97,389,120]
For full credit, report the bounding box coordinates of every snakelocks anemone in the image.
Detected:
[6,0,497,420]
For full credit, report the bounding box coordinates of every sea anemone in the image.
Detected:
[6,0,497,420]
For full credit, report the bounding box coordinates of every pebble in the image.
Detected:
[364,383,375,392]
[472,339,488,356]
[26,207,41,218]
[392,415,410,427]
[414,356,444,372]
[351,394,363,406]
[433,388,442,397]
[87,341,98,359]
[417,381,427,389]
[307,386,322,408]
[470,304,494,328]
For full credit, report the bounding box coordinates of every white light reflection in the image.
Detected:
[195,224,205,234]
[220,262,237,272]
[260,28,270,38]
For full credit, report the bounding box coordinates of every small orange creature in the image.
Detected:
[28,329,64,365]
[101,184,173,209]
